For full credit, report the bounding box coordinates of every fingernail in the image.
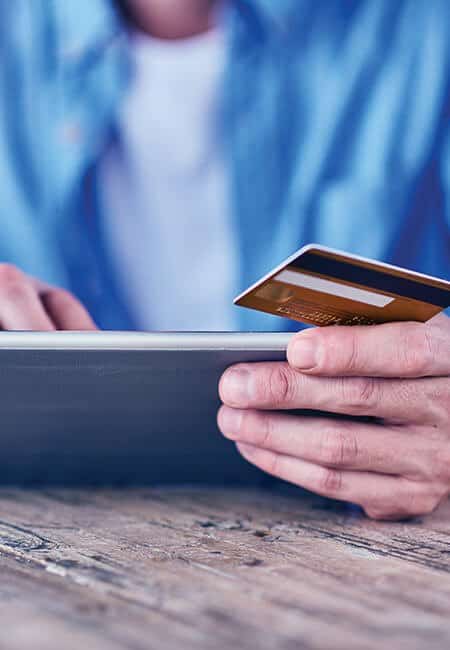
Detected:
[289,336,319,370]
[218,407,242,439]
[220,367,252,405]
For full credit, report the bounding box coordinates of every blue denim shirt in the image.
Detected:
[0,0,449,330]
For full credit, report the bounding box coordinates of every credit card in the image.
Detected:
[234,244,450,327]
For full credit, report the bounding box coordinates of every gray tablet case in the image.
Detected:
[0,332,290,486]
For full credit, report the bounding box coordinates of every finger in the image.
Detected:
[235,443,444,520]
[219,362,448,423]
[30,278,97,330]
[0,269,55,330]
[218,406,437,478]
[40,288,97,330]
[287,315,450,378]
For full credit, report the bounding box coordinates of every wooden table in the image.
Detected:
[1,487,449,650]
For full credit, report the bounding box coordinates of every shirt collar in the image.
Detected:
[53,0,124,71]
[53,0,296,65]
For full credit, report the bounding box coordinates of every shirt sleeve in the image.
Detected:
[0,1,125,284]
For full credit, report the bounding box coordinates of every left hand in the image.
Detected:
[218,314,450,520]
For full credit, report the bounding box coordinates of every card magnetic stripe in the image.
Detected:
[291,253,450,308]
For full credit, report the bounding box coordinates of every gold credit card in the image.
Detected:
[234,244,450,327]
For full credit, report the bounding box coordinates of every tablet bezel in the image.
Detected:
[0,331,293,351]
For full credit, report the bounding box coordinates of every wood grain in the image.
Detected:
[0,487,450,649]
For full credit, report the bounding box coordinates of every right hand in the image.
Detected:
[0,264,97,331]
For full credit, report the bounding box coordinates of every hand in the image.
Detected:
[0,264,97,331]
[218,314,450,520]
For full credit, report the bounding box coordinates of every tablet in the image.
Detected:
[0,331,292,486]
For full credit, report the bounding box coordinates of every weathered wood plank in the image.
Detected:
[0,488,449,650]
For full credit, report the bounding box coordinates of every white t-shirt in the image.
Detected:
[99,28,239,331]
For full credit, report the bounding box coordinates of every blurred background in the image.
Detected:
[0,0,449,331]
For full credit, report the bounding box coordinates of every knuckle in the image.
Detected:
[403,489,441,518]
[266,451,282,477]
[396,382,446,427]
[261,364,295,407]
[339,377,379,411]
[365,486,444,521]
[317,467,343,494]
[255,414,276,449]
[318,427,359,467]
[364,504,397,521]
[401,324,435,376]
[423,380,450,424]
[364,497,408,521]
[420,494,442,516]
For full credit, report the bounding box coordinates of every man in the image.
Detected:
[0,0,449,519]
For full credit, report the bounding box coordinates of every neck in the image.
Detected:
[119,0,217,40]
